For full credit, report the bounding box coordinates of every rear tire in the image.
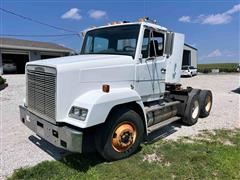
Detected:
[182,93,200,125]
[199,90,213,118]
[95,108,144,161]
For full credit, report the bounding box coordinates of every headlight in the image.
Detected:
[69,106,88,120]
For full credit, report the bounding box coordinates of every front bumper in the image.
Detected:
[19,105,83,153]
[181,71,191,76]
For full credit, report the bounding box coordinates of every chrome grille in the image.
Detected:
[27,67,56,120]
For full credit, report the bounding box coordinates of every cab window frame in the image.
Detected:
[141,27,166,59]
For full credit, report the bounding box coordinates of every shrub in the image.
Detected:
[0,76,6,85]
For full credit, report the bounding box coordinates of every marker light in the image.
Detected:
[111,21,118,25]
[102,84,110,93]
[138,18,145,22]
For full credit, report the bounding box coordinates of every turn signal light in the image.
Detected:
[102,84,110,93]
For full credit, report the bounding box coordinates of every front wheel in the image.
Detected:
[95,108,144,161]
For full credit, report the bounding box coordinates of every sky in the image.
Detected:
[0,0,239,64]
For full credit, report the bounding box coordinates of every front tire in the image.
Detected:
[95,108,144,161]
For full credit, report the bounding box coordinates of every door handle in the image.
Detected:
[161,68,166,73]
[145,57,155,62]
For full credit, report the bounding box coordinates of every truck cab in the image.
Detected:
[80,22,183,101]
[20,18,213,160]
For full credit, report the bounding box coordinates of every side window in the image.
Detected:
[149,31,164,57]
[93,37,109,53]
[141,29,150,58]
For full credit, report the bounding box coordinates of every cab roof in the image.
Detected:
[84,21,168,33]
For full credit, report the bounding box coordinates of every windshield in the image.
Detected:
[81,25,140,58]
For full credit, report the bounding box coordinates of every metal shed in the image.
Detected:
[183,43,198,68]
[0,37,74,74]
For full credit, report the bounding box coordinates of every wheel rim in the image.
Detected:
[112,122,137,152]
[192,100,199,119]
[205,95,212,112]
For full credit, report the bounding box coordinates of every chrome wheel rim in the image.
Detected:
[192,100,199,119]
[112,122,137,152]
[205,95,212,112]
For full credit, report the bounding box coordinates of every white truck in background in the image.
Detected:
[181,65,198,77]
[20,18,213,161]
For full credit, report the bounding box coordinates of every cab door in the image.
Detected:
[135,28,167,101]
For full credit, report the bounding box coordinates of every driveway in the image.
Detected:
[0,74,239,179]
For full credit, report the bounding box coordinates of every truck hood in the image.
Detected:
[27,54,134,70]
[26,54,135,123]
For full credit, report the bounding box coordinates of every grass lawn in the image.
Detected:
[9,129,240,179]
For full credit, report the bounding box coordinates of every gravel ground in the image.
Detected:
[164,73,240,139]
[0,73,240,179]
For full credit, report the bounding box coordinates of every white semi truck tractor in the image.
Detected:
[20,18,213,161]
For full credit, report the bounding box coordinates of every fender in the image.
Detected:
[60,87,146,129]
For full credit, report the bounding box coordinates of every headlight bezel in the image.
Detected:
[69,106,88,121]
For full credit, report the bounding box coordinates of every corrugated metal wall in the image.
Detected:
[183,45,198,68]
